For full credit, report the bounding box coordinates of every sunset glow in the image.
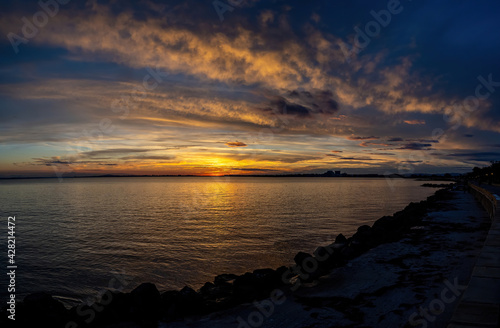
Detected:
[1,1,500,177]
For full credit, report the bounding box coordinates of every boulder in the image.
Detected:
[130,283,161,321]
[373,215,397,230]
[161,286,205,320]
[293,252,314,267]
[200,282,216,297]
[214,273,238,285]
[253,268,278,285]
[340,244,358,260]
[314,245,341,270]
[233,272,257,299]
[179,286,205,314]
[335,233,348,244]
[160,290,181,320]
[20,292,68,327]
[357,225,371,233]
[275,266,289,285]
[97,291,132,324]
[352,225,374,247]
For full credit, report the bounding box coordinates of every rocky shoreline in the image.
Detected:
[2,185,485,328]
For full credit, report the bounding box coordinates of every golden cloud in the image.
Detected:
[225,141,247,147]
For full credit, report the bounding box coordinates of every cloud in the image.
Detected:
[367,152,395,156]
[338,156,374,161]
[81,148,153,157]
[398,143,433,150]
[261,90,339,120]
[31,158,73,166]
[225,141,247,147]
[347,136,380,140]
[448,152,500,162]
[331,150,343,153]
[403,120,426,125]
[120,155,176,161]
[30,157,118,166]
[405,139,440,144]
[326,153,374,161]
[359,142,391,147]
[231,168,279,172]
[10,3,332,92]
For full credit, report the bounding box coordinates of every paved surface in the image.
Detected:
[448,184,500,328]
[481,184,500,201]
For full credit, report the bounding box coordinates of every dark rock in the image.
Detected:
[373,215,397,230]
[340,244,358,260]
[200,282,215,291]
[253,268,280,289]
[161,290,180,306]
[214,273,238,285]
[352,225,374,248]
[98,291,132,324]
[199,281,233,301]
[314,246,331,258]
[179,286,205,314]
[294,252,314,267]
[278,266,296,285]
[275,266,290,285]
[233,272,257,297]
[335,233,348,244]
[68,303,95,327]
[200,282,216,296]
[160,290,181,320]
[314,245,344,270]
[293,252,329,282]
[233,271,277,300]
[357,225,371,233]
[20,292,68,327]
[130,283,161,321]
[161,287,205,320]
[370,225,391,244]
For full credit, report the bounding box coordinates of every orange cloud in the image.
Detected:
[403,120,426,125]
[225,141,247,147]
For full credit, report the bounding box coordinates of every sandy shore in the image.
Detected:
[165,190,490,328]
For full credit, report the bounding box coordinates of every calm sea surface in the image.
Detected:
[0,177,439,305]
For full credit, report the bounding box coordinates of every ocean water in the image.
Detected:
[0,177,439,305]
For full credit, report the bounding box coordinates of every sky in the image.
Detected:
[1,0,500,177]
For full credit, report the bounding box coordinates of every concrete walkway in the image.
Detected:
[448,185,500,328]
